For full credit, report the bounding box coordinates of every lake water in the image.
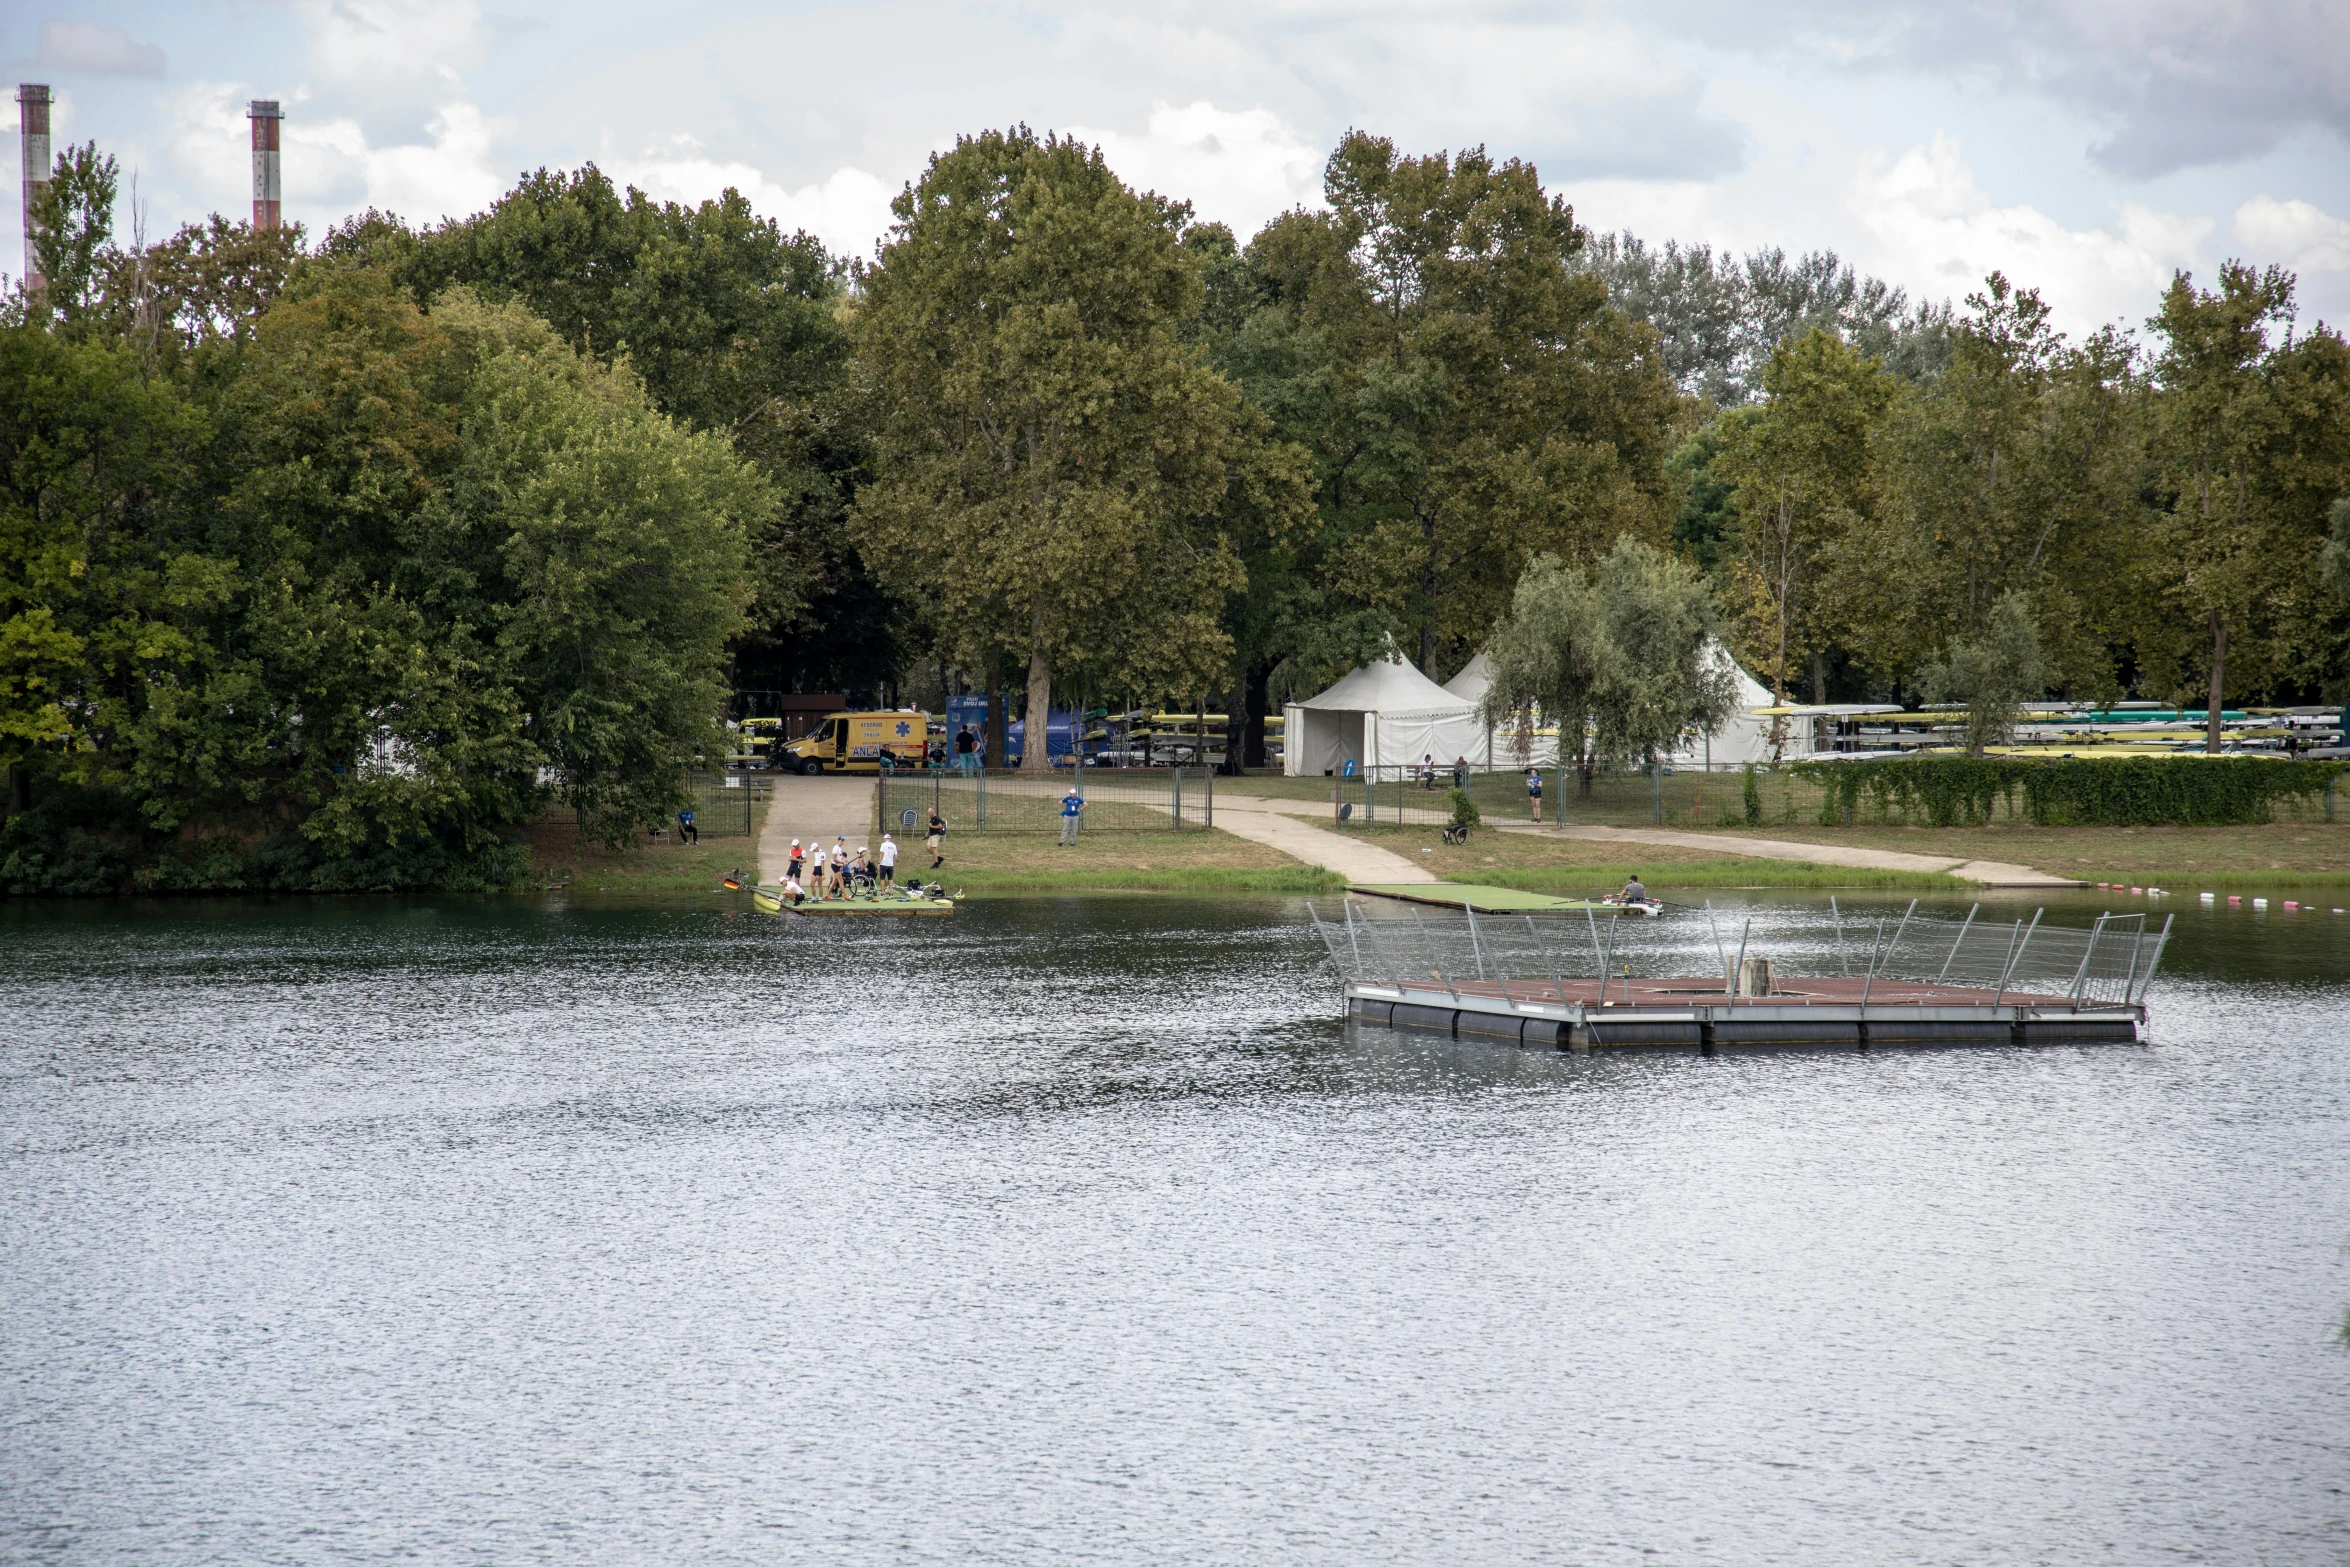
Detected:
[4,890,2347,1564]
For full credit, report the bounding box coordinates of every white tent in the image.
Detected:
[1670,640,1796,766]
[1282,656,1488,777]
[1437,652,1563,767]
[1440,653,1492,705]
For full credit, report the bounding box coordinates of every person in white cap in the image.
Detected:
[878,832,898,890]
[806,842,827,900]
[787,838,804,885]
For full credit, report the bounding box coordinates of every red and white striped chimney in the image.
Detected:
[17,83,51,291]
[249,99,282,230]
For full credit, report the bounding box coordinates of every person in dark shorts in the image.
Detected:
[927,808,947,868]
[1621,873,1647,904]
[787,838,804,883]
[878,833,898,887]
[1525,767,1543,823]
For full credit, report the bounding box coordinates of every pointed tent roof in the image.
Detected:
[1297,654,1470,712]
[1440,653,1492,705]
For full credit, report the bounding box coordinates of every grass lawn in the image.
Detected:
[1336,824,1961,892]
[521,808,767,893]
[1715,822,2350,886]
[932,826,1344,894]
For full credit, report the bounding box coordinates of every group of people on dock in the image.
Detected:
[772,809,949,905]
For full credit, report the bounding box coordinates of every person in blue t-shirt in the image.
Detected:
[1058,788,1085,846]
[676,806,698,844]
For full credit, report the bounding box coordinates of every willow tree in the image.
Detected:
[1480,537,1736,793]
[851,129,1260,769]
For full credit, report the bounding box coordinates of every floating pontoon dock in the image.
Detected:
[1306,899,2170,1051]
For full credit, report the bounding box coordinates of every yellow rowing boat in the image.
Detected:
[751,886,956,917]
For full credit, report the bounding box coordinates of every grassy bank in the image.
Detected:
[520,809,767,893]
[1338,825,1963,891]
[1717,822,2350,887]
[925,826,1346,894]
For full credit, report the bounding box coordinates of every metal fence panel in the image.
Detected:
[878,766,1213,834]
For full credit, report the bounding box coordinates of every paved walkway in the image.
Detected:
[1211,788,2078,887]
[1209,797,1442,884]
[756,774,877,884]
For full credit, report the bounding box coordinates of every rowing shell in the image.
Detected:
[752,887,955,917]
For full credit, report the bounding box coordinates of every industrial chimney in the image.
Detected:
[17,83,51,292]
[249,99,282,230]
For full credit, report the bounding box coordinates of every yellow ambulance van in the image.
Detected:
[776,711,931,774]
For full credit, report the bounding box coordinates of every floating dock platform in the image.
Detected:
[1308,899,2169,1052]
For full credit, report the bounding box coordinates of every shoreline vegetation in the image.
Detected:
[514,804,2350,898]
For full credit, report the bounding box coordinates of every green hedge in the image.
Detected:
[1788,755,2346,828]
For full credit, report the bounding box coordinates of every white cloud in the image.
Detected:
[298,0,491,92]
[1659,0,2350,177]
[2235,195,2350,327]
[1068,102,1324,235]
[610,142,898,260]
[297,102,509,225]
[38,20,166,77]
[1849,134,2211,330]
[2234,195,2350,274]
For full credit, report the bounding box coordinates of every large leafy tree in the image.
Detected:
[1238,133,1679,681]
[1713,328,1894,703]
[2146,263,2350,747]
[1849,273,2145,694]
[851,128,1294,770]
[328,169,863,698]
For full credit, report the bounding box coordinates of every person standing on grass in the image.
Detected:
[879,833,898,890]
[677,805,698,844]
[1452,756,1469,793]
[1420,754,1435,790]
[807,843,826,900]
[1526,767,1543,823]
[927,807,947,868]
[1059,787,1085,846]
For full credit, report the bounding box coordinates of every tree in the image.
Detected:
[14,142,120,333]
[1713,329,1894,703]
[326,169,857,701]
[1851,273,2145,693]
[1576,231,1952,405]
[2145,263,2350,749]
[1479,536,1737,793]
[1240,133,1679,678]
[1917,591,2050,754]
[851,128,1265,770]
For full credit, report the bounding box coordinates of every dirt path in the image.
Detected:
[757,774,877,884]
[1209,798,1442,884]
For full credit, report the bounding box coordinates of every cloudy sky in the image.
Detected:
[9,1,2350,336]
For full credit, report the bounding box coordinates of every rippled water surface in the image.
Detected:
[4,891,2347,1564]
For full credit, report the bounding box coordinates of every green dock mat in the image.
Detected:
[1347,882,1623,912]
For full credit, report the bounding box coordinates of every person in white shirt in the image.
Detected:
[781,873,805,906]
[807,845,827,901]
[878,833,898,888]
